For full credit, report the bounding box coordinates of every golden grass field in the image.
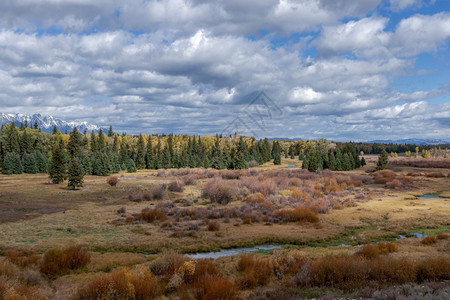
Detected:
[0,158,448,299]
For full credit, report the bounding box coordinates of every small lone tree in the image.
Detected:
[67,157,84,189]
[376,149,389,170]
[49,142,67,184]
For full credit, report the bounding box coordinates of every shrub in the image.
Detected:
[182,174,198,185]
[237,254,272,288]
[416,257,450,281]
[307,255,368,290]
[76,267,160,300]
[421,236,437,245]
[5,251,40,268]
[151,184,167,200]
[275,206,319,224]
[106,176,119,186]
[201,178,238,205]
[356,244,379,259]
[137,207,167,223]
[207,220,220,231]
[190,274,240,300]
[377,242,398,254]
[437,232,449,240]
[248,160,260,168]
[221,170,241,180]
[40,246,90,276]
[168,181,185,192]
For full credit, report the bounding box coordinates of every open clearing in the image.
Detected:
[0,158,449,299]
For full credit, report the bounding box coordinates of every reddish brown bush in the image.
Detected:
[137,207,167,223]
[201,178,238,205]
[237,254,272,288]
[106,176,119,186]
[207,220,220,231]
[275,206,319,224]
[190,274,240,300]
[421,236,437,245]
[307,256,368,290]
[377,242,398,254]
[356,244,380,259]
[367,257,416,284]
[425,172,445,178]
[40,246,90,276]
[372,170,397,184]
[416,257,450,281]
[168,181,185,192]
[76,267,160,300]
[5,251,40,268]
[437,232,449,240]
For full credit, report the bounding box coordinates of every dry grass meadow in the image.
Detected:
[0,157,449,299]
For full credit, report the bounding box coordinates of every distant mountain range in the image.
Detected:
[269,137,449,145]
[367,139,450,146]
[0,113,101,134]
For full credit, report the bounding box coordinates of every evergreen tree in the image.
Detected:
[328,151,336,170]
[360,156,366,166]
[67,127,82,158]
[4,123,20,154]
[2,152,23,174]
[34,120,38,130]
[271,141,282,165]
[306,151,318,172]
[49,142,67,183]
[90,130,97,152]
[67,157,84,189]
[97,128,106,152]
[52,125,58,135]
[35,151,49,173]
[126,158,137,173]
[108,125,114,137]
[145,136,154,169]
[136,134,146,169]
[22,152,38,174]
[20,130,32,155]
[376,149,389,170]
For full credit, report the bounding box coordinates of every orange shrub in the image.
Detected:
[437,232,449,240]
[421,236,437,245]
[207,220,220,231]
[377,242,398,254]
[356,244,379,259]
[40,246,90,276]
[5,251,40,268]
[237,254,272,288]
[76,268,160,300]
[307,256,368,290]
[190,274,240,300]
[137,207,167,223]
[416,257,450,281]
[246,193,265,203]
[106,176,119,186]
[275,206,319,223]
[367,257,416,284]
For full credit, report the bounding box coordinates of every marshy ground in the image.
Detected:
[0,157,448,299]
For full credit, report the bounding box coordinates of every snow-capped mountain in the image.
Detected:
[0,113,101,134]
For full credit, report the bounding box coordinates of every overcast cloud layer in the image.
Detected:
[0,0,449,141]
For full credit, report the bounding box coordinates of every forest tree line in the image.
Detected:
[0,122,410,178]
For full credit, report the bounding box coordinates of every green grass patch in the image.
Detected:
[409,225,449,237]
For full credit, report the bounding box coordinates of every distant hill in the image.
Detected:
[0,113,101,134]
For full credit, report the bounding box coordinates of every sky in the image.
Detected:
[0,0,449,141]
